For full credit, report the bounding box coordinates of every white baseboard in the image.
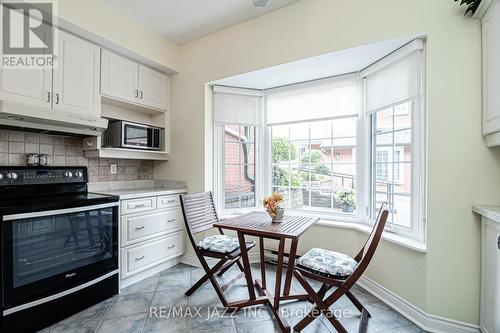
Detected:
[180,253,261,267]
[357,276,480,333]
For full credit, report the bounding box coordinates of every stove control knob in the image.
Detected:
[7,172,18,180]
[74,171,83,178]
[0,173,3,180]
[64,171,73,178]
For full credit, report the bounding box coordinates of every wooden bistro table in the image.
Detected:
[213,211,318,333]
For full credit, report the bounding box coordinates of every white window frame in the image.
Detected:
[212,86,265,215]
[212,40,426,243]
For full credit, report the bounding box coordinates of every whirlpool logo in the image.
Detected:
[65,272,77,278]
[1,0,58,69]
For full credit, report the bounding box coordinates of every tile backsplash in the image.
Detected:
[0,129,154,182]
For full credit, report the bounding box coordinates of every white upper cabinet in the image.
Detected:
[0,28,101,117]
[100,50,168,111]
[0,66,51,108]
[53,30,101,116]
[0,22,52,108]
[138,65,168,110]
[483,0,500,146]
[101,49,139,104]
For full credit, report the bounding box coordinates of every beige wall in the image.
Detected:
[58,0,180,72]
[156,0,500,325]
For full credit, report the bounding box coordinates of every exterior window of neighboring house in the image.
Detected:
[223,125,256,209]
[376,150,389,181]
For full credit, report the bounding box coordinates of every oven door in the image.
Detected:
[1,202,118,309]
[122,122,160,150]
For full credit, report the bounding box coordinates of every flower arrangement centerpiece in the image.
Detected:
[263,192,285,223]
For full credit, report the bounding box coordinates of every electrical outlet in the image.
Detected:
[110,164,117,175]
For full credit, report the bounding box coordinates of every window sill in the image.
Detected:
[316,219,427,253]
[219,211,427,253]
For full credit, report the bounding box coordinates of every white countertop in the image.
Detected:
[95,187,187,200]
[472,205,500,224]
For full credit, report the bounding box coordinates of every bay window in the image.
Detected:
[213,38,425,242]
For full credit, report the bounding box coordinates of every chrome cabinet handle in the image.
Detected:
[133,203,145,208]
[134,89,138,98]
[55,93,60,104]
[139,90,143,99]
[167,219,175,222]
[46,91,51,102]
[135,226,145,231]
[167,245,176,249]
[135,256,145,261]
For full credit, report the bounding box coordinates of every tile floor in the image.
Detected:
[37,263,426,333]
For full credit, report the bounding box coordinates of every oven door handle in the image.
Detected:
[2,202,119,221]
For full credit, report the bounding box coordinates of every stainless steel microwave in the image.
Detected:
[103,121,162,150]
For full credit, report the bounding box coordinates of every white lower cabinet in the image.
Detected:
[121,231,183,279]
[119,193,185,289]
[481,218,500,333]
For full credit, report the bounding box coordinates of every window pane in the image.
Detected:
[394,162,411,194]
[333,118,357,138]
[225,187,241,209]
[375,132,393,146]
[223,125,257,210]
[371,101,413,229]
[224,165,241,188]
[270,117,357,216]
[224,142,240,165]
[375,108,393,132]
[393,194,411,228]
[311,120,332,140]
[240,186,256,208]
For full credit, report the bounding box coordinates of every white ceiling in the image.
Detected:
[212,35,423,90]
[103,0,300,45]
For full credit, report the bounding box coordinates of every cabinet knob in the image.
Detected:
[497,235,500,250]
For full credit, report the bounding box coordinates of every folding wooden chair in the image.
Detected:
[180,191,255,307]
[292,203,389,333]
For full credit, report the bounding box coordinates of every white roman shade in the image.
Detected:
[266,75,359,125]
[213,86,262,126]
[361,39,424,114]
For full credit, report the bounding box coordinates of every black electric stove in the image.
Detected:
[0,166,119,333]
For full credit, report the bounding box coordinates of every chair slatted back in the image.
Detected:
[180,191,220,235]
[356,202,389,265]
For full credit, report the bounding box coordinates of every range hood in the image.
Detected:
[0,100,108,136]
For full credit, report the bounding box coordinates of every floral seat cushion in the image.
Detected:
[198,235,240,253]
[297,248,358,279]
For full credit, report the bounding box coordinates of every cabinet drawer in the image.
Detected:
[122,208,183,246]
[122,232,183,277]
[121,197,156,215]
[157,195,180,209]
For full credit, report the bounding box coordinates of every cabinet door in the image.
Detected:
[101,49,138,104]
[483,0,500,135]
[137,65,168,110]
[0,23,52,108]
[482,221,500,333]
[52,30,100,116]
